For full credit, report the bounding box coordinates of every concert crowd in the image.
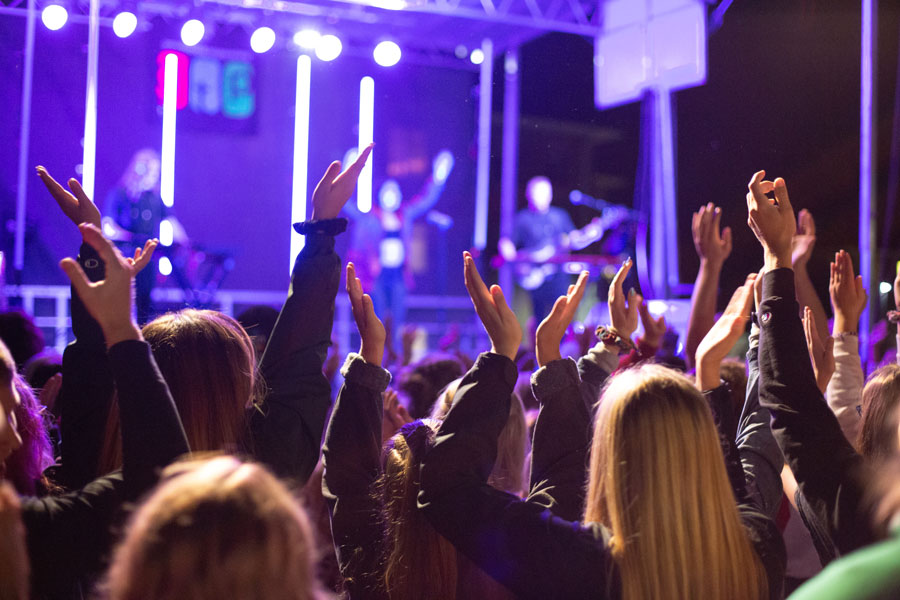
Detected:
[3,144,900,600]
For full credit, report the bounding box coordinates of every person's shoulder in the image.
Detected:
[791,534,900,599]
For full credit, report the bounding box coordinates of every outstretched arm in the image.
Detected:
[321,263,390,599]
[685,203,732,370]
[418,254,614,599]
[528,272,592,520]
[791,209,829,342]
[747,171,876,555]
[825,250,866,442]
[253,145,372,484]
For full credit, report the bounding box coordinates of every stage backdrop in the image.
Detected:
[0,15,477,296]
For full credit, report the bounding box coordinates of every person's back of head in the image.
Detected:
[858,364,900,463]
[142,309,258,452]
[381,420,512,600]
[105,456,324,600]
[4,375,54,496]
[397,354,465,419]
[0,311,44,371]
[585,363,766,600]
[236,305,280,361]
[99,309,258,475]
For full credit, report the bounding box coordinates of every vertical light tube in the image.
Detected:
[657,87,679,294]
[160,53,178,209]
[859,0,877,367]
[14,0,36,271]
[498,46,517,294]
[474,39,494,250]
[357,76,375,213]
[290,55,312,271]
[81,0,100,199]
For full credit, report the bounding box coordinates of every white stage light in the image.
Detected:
[159,218,174,247]
[315,34,342,62]
[158,256,173,276]
[293,29,320,49]
[357,76,374,213]
[181,19,205,47]
[112,12,138,38]
[160,53,179,208]
[880,281,892,294]
[250,26,276,54]
[373,40,401,67]
[41,4,68,31]
[469,48,484,65]
[290,55,312,270]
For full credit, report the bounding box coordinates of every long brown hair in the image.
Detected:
[105,456,325,600]
[380,420,513,600]
[857,364,900,464]
[99,309,259,474]
[584,364,767,600]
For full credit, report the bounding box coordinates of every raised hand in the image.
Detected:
[59,224,156,347]
[381,389,412,442]
[691,203,732,267]
[36,166,101,229]
[695,273,756,390]
[346,262,386,366]
[829,250,867,335]
[803,306,835,394]
[608,258,641,339]
[746,170,796,270]
[463,251,522,360]
[311,143,374,221]
[535,271,589,367]
[638,301,667,347]
[791,209,817,268]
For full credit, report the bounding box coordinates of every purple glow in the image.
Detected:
[859,0,876,366]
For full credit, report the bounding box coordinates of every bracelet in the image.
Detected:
[833,331,858,342]
[292,217,348,236]
[595,325,636,354]
[888,310,900,324]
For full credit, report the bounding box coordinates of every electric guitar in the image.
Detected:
[495,207,632,290]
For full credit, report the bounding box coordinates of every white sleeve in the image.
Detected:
[825,334,864,445]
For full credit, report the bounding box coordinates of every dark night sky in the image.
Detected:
[510,0,900,312]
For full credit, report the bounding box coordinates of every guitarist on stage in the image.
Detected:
[498,176,580,321]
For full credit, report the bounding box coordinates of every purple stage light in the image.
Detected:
[41,4,68,31]
[181,19,205,47]
[112,12,138,38]
[469,48,484,65]
[373,40,401,67]
[250,26,276,54]
[315,34,342,61]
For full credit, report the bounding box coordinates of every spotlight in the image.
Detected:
[41,4,68,31]
[469,48,484,65]
[112,12,138,38]
[373,40,401,67]
[315,34,342,62]
[250,26,276,53]
[158,256,173,276]
[880,281,892,294]
[293,29,320,49]
[180,19,205,47]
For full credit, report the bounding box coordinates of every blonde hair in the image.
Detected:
[105,456,325,600]
[584,364,766,600]
[432,378,529,496]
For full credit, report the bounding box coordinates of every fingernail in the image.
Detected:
[625,257,632,265]
[628,288,636,297]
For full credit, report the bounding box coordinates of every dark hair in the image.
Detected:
[0,310,45,370]
[396,354,465,419]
